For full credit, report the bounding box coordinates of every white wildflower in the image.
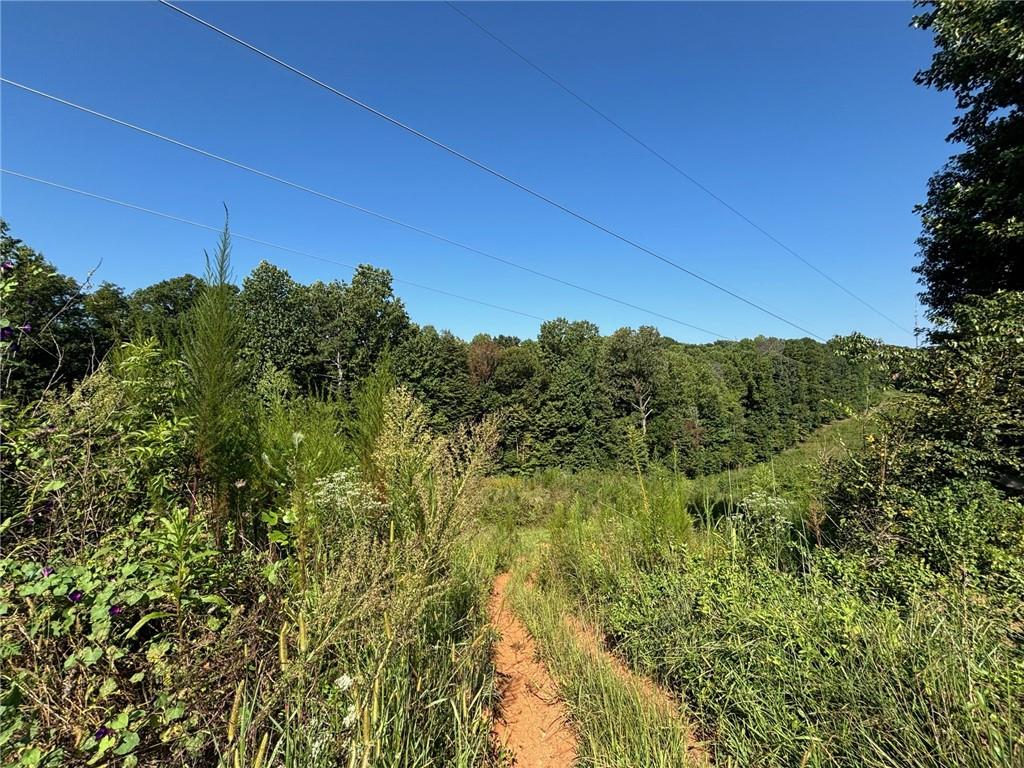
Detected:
[334,672,354,692]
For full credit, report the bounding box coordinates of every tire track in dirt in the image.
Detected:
[565,614,709,765]
[489,573,578,767]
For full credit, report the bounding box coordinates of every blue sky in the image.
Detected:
[2,2,953,345]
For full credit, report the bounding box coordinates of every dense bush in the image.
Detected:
[822,292,1024,601]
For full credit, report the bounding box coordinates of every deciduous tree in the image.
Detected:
[912,0,1024,315]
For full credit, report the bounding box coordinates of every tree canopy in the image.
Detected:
[912,0,1024,315]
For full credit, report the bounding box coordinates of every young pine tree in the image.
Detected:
[183,214,251,542]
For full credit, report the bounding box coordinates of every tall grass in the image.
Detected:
[223,385,502,768]
[597,550,1021,768]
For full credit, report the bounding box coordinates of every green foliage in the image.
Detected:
[1,337,192,558]
[344,360,394,482]
[499,318,1024,767]
[225,379,500,768]
[603,557,1020,768]
[182,218,254,541]
[0,219,94,402]
[393,325,478,431]
[528,454,1022,768]
[238,261,317,388]
[0,509,263,767]
[128,273,204,349]
[823,292,1024,600]
[912,0,1024,315]
[83,281,131,358]
[318,265,413,397]
[530,318,614,471]
[1,219,878,479]
[2,257,501,767]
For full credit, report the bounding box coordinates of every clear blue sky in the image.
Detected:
[1,1,954,345]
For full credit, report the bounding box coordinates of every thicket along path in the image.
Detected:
[489,572,578,767]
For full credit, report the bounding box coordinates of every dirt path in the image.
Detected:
[565,615,708,765]
[489,573,578,767]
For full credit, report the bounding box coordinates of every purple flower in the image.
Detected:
[0,327,12,341]
[94,726,112,740]
[19,323,31,333]
[41,566,54,578]
[0,260,13,272]
[68,589,84,603]
[109,604,124,617]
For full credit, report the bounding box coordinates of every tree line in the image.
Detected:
[1,219,882,477]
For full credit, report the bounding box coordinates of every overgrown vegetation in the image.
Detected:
[490,291,1023,767]
[0,225,501,767]
[2,2,1022,765]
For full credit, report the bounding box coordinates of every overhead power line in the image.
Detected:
[445,2,913,337]
[157,0,825,342]
[5,170,823,372]
[1,168,546,321]
[0,77,727,340]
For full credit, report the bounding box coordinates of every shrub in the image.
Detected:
[822,292,1024,600]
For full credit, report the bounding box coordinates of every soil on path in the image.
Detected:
[489,573,578,767]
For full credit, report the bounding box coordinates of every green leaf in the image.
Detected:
[161,704,185,724]
[268,530,288,545]
[114,730,140,755]
[126,611,170,639]
[79,646,103,666]
[87,734,116,764]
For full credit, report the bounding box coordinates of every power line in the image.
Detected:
[6,174,829,389]
[445,1,913,337]
[0,77,727,340]
[1,168,546,322]
[157,0,826,342]
[6,169,827,378]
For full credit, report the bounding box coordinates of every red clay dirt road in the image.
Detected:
[489,573,578,767]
